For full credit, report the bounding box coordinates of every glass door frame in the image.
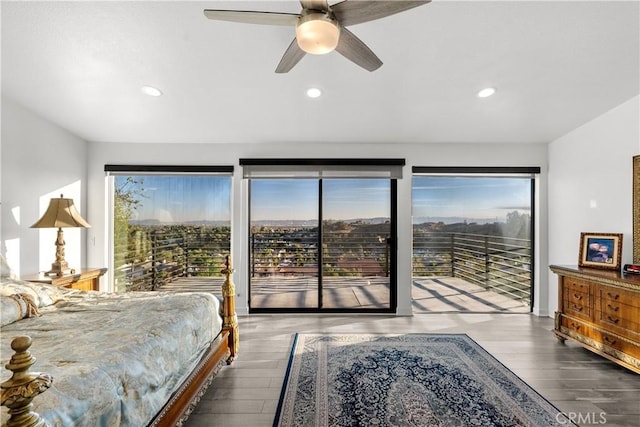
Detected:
[247,178,398,314]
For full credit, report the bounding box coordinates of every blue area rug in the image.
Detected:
[274,333,572,427]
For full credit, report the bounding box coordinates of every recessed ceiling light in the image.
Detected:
[306,87,322,99]
[477,87,496,98]
[141,85,163,97]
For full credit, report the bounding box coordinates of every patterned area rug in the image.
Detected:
[274,334,572,427]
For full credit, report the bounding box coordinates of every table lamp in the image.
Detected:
[31,194,91,277]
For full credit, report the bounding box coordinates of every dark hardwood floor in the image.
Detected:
[184,313,640,427]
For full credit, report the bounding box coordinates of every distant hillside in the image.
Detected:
[252,217,390,227]
[130,216,505,227]
[413,216,505,225]
[130,219,230,226]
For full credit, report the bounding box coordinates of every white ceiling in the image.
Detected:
[2,1,639,145]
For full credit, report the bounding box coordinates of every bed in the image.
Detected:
[0,255,238,427]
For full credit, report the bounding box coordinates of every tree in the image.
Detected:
[504,211,530,240]
[114,177,146,292]
[114,177,145,222]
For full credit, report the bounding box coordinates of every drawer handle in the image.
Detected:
[573,293,583,300]
[607,292,620,300]
[606,316,620,324]
[607,304,620,312]
[604,336,617,345]
[570,304,583,312]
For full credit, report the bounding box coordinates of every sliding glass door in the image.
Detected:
[249,179,319,309]
[249,178,395,312]
[321,179,392,309]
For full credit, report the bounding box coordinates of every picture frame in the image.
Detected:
[578,232,623,270]
[633,155,639,264]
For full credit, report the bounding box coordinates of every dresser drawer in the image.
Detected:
[562,317,640,358]
[597,299,640,323]
[597,286,640,308]
[561,316,591,337]
[595,300,640,339]
[595,330,640,358]
[564,277,591,295]
[64,278,97,291]
[563,288,590,319]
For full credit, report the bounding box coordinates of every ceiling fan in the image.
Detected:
[204,0,430,73]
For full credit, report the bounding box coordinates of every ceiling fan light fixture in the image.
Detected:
[296,12,340,55]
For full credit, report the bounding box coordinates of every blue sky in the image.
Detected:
[118,175,531,224]
[251,179,390,221]
[117,175,231,223]
[412,176,531,222]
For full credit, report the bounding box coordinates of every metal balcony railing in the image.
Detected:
[413,231,531,304]
[113,226,531,305]
[113,226,230,292]
[249,230,391,278]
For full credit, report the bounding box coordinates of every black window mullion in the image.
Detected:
[390,179,398,312]
[529,178,535,312]
[318,179,323,309]
[247,179,253,311]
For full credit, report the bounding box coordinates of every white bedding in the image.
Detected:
[0,277,223,426]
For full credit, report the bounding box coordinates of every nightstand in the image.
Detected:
[22,268,107,291]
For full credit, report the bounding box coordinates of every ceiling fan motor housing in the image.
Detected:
[296,11,340,55]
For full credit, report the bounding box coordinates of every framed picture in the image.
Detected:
[578,232,623,270]
[633,155,639,264]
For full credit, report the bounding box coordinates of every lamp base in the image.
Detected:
[46,261,72,277]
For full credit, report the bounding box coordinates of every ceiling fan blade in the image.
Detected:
[300,0,329,11]
[334,27,382,72]
[275,39,306,73]
[332,1,430,27]
[203,9,298,26]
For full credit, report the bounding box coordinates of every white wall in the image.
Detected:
[87,141,549,316]
[548,95,640,314]
[15,92,640,320]
[1,96,89,276]
[5,92,638,317]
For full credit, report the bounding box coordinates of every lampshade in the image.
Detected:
[296,13,340,55]
[31,195,91,229]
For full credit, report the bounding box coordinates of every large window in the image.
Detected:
[242,159,402,313]
[412,167,538,313]
[106,166,232,293]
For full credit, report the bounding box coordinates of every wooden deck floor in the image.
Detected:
[159,275,529,313]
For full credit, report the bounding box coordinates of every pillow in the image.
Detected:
[0,295,22,326]
[0,279,41,306]
[0,293,40,326]
[0,254,16,279]
[20,281,67,307]
[0,278,66,307]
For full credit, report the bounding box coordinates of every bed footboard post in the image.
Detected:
[1,336,53,427]
[221,255,239,362]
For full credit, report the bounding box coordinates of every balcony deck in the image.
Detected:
[159,275,529,313]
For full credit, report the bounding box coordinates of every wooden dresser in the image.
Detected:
[22,268,107,291]
[550,265,640,374]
